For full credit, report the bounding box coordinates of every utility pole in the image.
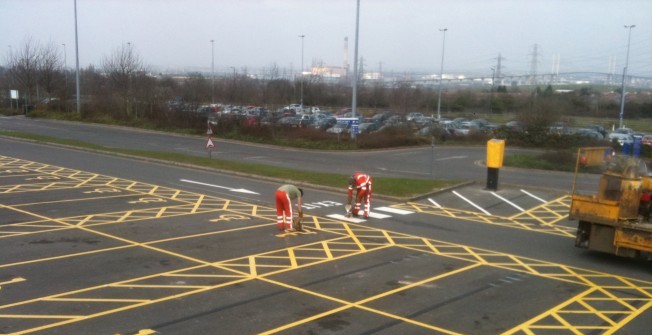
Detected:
[436,28,448,120]
[619,25,636,129]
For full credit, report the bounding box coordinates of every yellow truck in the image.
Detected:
[568,147,652,258]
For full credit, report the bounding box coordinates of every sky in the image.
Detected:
[2,0,651,78]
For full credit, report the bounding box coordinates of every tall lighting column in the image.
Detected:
[74,0,81,114]
[299,34,305,110]
[210,39,215,104]
[62,44,67,96]
[436,28,448,120]
[351,0,360,139]
[618,24,635,129]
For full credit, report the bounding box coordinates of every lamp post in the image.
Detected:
[436,28,448,120]
[618,24,635,129]
[351,0,360,139]
[62,43,68,106]
[74,0,80,114]
[298,34,305,110]
[210,39,215,104]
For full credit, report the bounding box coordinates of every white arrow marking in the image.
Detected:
[180,179,260,194]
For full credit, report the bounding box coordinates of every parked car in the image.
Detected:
[277,116,300,127]
[357,122,381,134]
[574,128,604,140]
[406,112,424,122]
[326,123,349,134]
[607,132,634,146]
[312,117,337,130]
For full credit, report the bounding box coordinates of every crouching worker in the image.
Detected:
[275,184,303,231]
[347,172,372,218]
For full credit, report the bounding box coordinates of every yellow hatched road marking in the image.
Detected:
[1,156,651,334]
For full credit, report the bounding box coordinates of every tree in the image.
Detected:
[37,42,64,100]
[102,43,144,118]
[7,37,40,108]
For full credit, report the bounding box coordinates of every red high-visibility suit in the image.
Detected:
[347,172,372,218]
[275,184,303,230]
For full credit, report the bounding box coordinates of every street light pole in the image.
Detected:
[618,24,635,129]
[210,39,215,104]
[436,28,448,120]
[62,43,68,105]
[74,0,81,114]
[351,0,360,139]
[299,34,305,110]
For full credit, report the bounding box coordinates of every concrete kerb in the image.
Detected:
[1,135,474,203]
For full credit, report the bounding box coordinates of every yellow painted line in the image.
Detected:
[321,241,333,259]
[604,299,652,335]
[343,224,366,251]
[0,314,82,319]
[190,195,204,213]
[45,298,149,303]
[287,248,298,268]
[248,256,258,277]
[259,264,480,335]
[111,284,210,289]
[161,274,244,278]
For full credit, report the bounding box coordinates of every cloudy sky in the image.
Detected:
[3,0,651,78]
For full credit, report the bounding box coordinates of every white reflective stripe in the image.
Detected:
[374,207,414,215]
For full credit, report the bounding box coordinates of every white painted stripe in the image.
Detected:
[427,198,442,207]
[491,192,525,212]
[327,214,366,223]
[452,191,491,215]
[374,207,414,215]
[520,189,547,203]
[367,212,392,219]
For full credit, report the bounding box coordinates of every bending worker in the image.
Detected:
[347,172,372,218]
[275,184,303,231]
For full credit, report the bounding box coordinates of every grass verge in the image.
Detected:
[0,131,462,199]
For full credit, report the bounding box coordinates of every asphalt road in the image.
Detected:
[1,127,650,334]
[0,115,600,193]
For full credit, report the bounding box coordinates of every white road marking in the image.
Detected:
[452,190,491,215]
[327,214,367,223]
[427,198,442,207]
[435,155,467,161]
[491,192,525,212]
[180,179,260,194]
[520,189,547,203]
[374,207,414,215]
[367,212,392,219]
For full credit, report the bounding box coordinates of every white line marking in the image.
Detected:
[374,207,414,215]
[368,212,392,219]
[491,192,525,212]
[327,214,367,223]
[427,198,442,207]
[520,189,547,203]
[435,155,467,161]
[452,190,491,215]
[180,179,260,195]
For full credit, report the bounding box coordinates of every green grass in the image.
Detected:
[0,131,462,198]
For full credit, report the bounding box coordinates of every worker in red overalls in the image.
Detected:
[275,184,303,231]
[347,172,372,218]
